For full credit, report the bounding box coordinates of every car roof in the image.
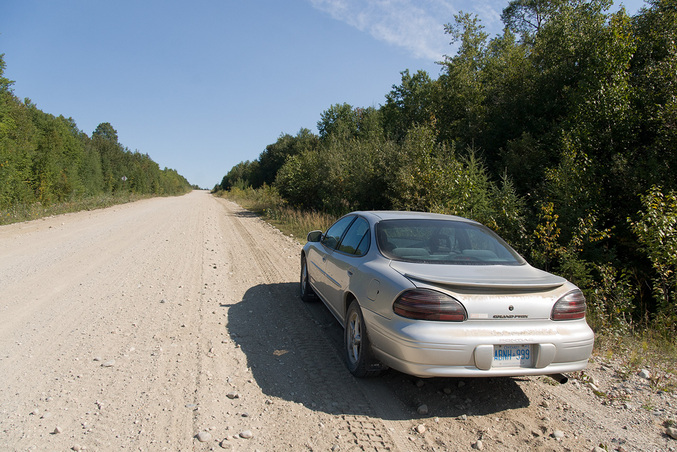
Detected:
[351,210,477,224]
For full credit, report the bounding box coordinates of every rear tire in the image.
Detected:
[344,301,383,377]
[300,255,315,302]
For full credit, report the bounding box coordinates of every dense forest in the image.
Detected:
[0,56,192,215]
[215,0,677,337]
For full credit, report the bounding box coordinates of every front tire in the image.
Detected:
[300,255,315,302]
[344,301,383,377]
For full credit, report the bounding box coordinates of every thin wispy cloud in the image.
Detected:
[472,1,504,32]
[309,0,458,61]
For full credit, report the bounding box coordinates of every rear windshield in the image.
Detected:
[376,219,525,265]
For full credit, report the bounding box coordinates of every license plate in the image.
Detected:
[492,344,533,368]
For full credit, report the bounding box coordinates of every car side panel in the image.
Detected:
[305,245,332,304]
[348,259,410,320]
[322,250,354,322]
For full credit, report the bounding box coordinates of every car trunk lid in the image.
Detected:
[390,261,566,320]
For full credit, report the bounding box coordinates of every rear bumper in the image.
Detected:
[364,310,594,378]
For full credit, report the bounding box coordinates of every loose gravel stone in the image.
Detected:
[226,392,239,399]
[196,431,212,442]
[474,439,484,450]
[639,369,651,379]
[101,359,115,367]
[416,424,426,434]
[667,426,677,440]
[551,430,564,440]
[239,430,253,439]
[417,404,429,415]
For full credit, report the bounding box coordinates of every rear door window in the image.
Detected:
[338,217,370,256]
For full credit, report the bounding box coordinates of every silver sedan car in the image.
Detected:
[300,211,594,378]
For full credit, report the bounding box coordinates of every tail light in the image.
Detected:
[393,289,467,321]
[551,290,587,320]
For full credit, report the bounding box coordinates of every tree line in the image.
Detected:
[216,0,677,336]
[0,56,192,212]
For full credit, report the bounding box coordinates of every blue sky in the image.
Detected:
[1,0,647,188]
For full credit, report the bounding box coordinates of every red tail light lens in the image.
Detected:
[393,289,467,321]
[551,290,587,320]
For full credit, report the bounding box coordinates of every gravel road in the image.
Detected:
[1,191,675,451]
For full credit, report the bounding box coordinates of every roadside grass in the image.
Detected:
[593,331,677,392]
[0,193,152,226]
[214,187,677,389]
[216,186,335,241]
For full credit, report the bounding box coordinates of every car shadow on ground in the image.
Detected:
[226,282,531,420]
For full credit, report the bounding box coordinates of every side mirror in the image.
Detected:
[306,230,323,242]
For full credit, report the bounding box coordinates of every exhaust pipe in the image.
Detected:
[548,373,568,384]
